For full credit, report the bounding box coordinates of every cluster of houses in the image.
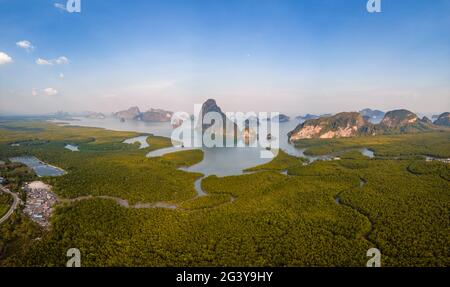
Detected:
[23,181,57,227]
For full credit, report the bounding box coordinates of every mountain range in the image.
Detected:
[83,101,450,140]
[288,109,449,141]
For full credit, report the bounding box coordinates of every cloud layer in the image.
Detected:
[44,88,59,96]
[36,58,52,65]
[0,52,13,65]
[16,40,34,52]
[36,56,69,66]
[32,88,59,97]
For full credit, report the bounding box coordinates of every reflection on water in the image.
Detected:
[65,144,79,152]
[193,177,207,197]
[123,136,149,149]
[179,147,272,177]
[360,148,375,158]
[425,156,450,163]
[10,156,66,177]
[147,146,199,158]
[277,119,304,157]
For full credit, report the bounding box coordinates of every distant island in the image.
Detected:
[112,107,173,123]
[296,114,320,121]
[83,111,106,119]
[271,114,290,123]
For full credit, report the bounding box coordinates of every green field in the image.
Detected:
[0,119,449,267]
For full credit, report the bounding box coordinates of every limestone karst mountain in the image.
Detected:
[288,109,444,141]
[288,112,372,141]
[141,108,173,122]
[434,112,450,127]
[113,106,141,121]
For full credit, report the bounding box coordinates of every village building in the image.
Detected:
[23,181,57,228]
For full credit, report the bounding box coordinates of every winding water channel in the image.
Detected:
[54,117,378,197]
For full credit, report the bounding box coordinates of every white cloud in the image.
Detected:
[59,73,65,79]
[16,40,34,52]
[54,3,67,11]
[36,58,53,65]
[43,88,59,96]
[32,88,59,96]
[36,56,69,66]
[55,56,69,65]
[0,52,13,65]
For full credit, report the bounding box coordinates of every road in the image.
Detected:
[0,185,20,224]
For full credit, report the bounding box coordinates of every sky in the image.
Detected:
[0,0,449,116]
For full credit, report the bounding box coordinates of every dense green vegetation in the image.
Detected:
[178,193,232,210]
[244,150,307,172]
[0,120,202,204]
[0,161,37,196]
[407,161,450,181]
[160,150,204,168]
[0,211,43,266]
[0,119,448,267]
[294,132,450,158]
[0,193,12,218]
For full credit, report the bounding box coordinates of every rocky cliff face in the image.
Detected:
[198,99,226,130]
[141,108,173,122]
[196,99,239,138]
[200,99,224,116]
[113,107,141,121]
[288,112,372,141]
[434,112,450,127]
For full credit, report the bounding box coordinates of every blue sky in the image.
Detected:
[0,0,449,115]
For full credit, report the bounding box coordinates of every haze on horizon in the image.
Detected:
[0,0,449,116]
